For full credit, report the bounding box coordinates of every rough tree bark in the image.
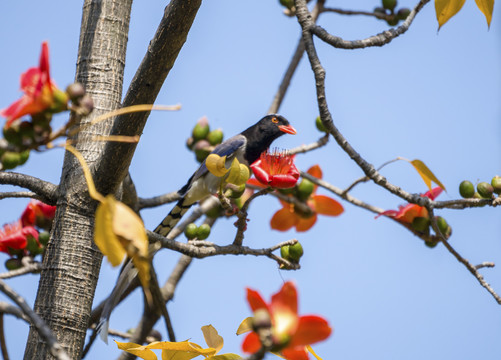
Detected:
[24,0,132,358]
[24,0,203,358]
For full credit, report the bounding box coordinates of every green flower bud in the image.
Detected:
[296,179,315,202]
[435,216,452,239]
[38,231,50,246]
[411,216,430,235]
[459,180,475,198]
[477,182,494,199]
[225,183,246,199]
[48,88,69,113]
[196,223,211,240]
[386,15,399,26]
[194,140,212,163]
[184,223,198,240]
[280,245,290,260]
[491,176,501,195]
[288,242,304,262]
[18,150,30,166]
[424,238,439,248]
[3,124,22,146]
[315,116,327,132]
[4,258,22,271]
[192,117,210,141]
[382,0,397,11]
[397,8,411,20]
[207,129,224,145]
[1,151,22,170]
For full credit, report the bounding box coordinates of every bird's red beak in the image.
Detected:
[278,124,297,135]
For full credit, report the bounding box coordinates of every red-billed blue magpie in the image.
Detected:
[97,114,295,342]
[154,114,296,237]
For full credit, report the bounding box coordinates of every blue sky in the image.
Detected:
[0,0,500,359]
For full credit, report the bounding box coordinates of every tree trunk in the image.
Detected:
[24,0,132,358]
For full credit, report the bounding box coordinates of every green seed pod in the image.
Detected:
[196,223,211,240]
[192,117,210,141]
[4,258,22,271]
[1,152,22,170]
[459,180,475,198]
[411,216,430,234]
[315,116,327,132]
[491,176,501,195]
[184,223,198,240]
[477,182,494,199]
[288,242,304,262]
[207,129,224,145]
[435,216,451,239]
[382,0,397,11]
[386,15,399,26]
[296,179,315,202]
[397,8,411,20]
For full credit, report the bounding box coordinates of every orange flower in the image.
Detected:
[1,42,67,126]
[271,165,343,232]
[0,221,38,255]
[250,150,300,189]
[20,200,56,228]
[242,281,332,360]
[377,187,442,224]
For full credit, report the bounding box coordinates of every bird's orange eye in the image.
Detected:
[271,117,278,123]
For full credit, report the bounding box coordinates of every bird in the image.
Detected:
[153,114,296,237]
[97,114,296,342]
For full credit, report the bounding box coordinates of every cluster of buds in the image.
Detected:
[374,0,411,26]
[186,116,224,163]
[0,42,94,170]
[459,177,501,200]
[0,200,56,269]
[184,223,211,240]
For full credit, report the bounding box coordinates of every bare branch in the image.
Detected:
[0,172,57,205]
[138,191,181,210]
[289,134,329,155]
[310,0,431,49]
[0,279,71,360]
[0,191,41,201]
[0,314,9,360]
[322,7,391,21]
[0,261,42,280]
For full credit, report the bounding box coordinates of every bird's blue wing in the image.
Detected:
[179,135,247,196]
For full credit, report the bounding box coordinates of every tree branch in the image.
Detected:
[138,191,181,210]
[0,280,71,360]
[0,172,57,205]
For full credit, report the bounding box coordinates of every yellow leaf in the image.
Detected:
[115,341,158,360]
[207,354,243,360]
[201,325,224,354]
[136,340,216,359]
[65,145,104,202]
[435,0,466,29]
[95,197,126,266]
[236,317,253,335]
[206,154,229,177]
[225,159,250,186]
[306,345,323,360]
[409,159,446,192]
[475,0,494,27]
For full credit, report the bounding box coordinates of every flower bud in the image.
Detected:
[491,176,501,195]
[66,82,86,103]
[184,223,198,240]
[78,94,94,116]
[192,117,210,141]
[459,180,475,198]
[411,216,430,235]
[4,258,22,271]
[296,179,315,201]
[397,8,411,20]
[207,129,224,145]
[196,223,211,240]
[288,242,304,262]
[477,182,494,199]
[382,0,397,11]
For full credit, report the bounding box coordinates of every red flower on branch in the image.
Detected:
[271,165,343,232]
[250,150,300,189]
[0,221,38,254]
[20,200,56,228]
[242,281,332,360]
[1,42,67,127]
[377,187,443,224]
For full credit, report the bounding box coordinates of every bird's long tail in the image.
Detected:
[154,197,193,237]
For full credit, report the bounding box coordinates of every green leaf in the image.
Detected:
[475,0,494,27]
[409,159,446,192]
[435,0,466,29]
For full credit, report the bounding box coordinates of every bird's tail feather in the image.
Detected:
[154,198,193,237]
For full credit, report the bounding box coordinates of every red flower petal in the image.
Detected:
[251,160,272,186]
[312,195,343,216]
[289,315,332,347]
[271,282,298,315]
[247,177,267,188]
[424,187,443,200]
[247,288,269,312]
[21,203,37,227]
[241,331,261,354]
[294,214,317,232]
[271,207,297,231]
[269,173,300,189]
[307,165,322,179]
[281,347,310,360]
[395,204,427,223]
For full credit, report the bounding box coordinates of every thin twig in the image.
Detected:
[0,191,41,201]
[0,279,71,360]
[0,313,9,360]
[322,7,392,21]
[342,158,400,195]
[427,208,501,305]
[475,262,495,270]
[289,133,329,155]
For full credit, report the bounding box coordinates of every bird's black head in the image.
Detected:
[241,114,296,164]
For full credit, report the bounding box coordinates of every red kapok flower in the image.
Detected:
[271,165,344,232]
[242,281,332,360]
[0,221,38,254]
[377,187,443,224]
[1,42,67,127]
[250,150,300,189]
[20,200,56,228]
